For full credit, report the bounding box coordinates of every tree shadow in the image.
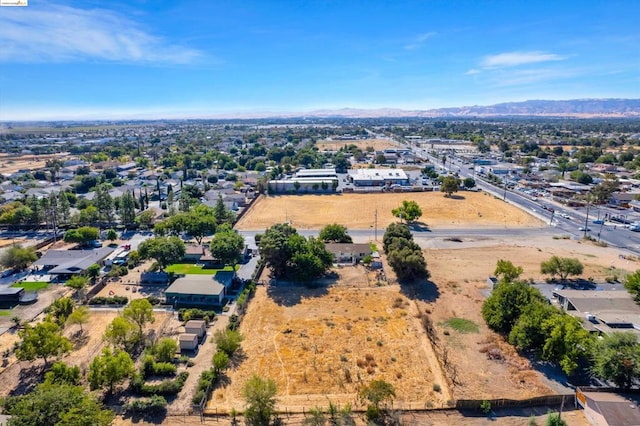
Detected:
[266,275,337,307]
[408,221,430,232]
[398,278,440,303]
[71,331,89,350]
[449,194,466,200]
[10,364,45,396]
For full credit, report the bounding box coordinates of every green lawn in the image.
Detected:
[0,310,10,316]
[11,281,50,292]
[165,264,237,275]
[442,317,480,334]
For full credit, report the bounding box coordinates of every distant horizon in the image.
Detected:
[2,98,640,122]
[1,1,639,121]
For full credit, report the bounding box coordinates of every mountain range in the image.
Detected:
[300,99,640,119]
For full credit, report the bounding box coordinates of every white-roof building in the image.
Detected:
[347,168,409,186]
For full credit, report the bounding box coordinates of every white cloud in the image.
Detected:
[404,32,437,50]
[0,4,203,64]
[465,68,481,75]
[480,51,566,69]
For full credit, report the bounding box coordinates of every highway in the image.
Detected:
[414,147,640,255]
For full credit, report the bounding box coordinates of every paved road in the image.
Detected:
[414,147,640,255]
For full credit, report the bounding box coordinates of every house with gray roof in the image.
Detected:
[33,247,114,276]
[165,271,234,308]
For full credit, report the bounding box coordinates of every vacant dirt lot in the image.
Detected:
[208,266,448,413]
[316,138,401,152]
[237,192,543,230]
[422,234,635,401]
[0,153,67,175]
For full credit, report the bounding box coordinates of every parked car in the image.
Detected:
[592,219,604,225]
[579,227,591,232]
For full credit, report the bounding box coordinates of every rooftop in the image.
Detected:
[34,247,115,274]
[166,273,232,296]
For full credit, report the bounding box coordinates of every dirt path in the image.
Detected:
[168,314,229,415]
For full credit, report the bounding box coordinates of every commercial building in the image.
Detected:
[347,168,409,186]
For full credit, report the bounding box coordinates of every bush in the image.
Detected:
[192,389,205,405]
[146,296,161,305]
[131,372,189,396]
[178,308,216,323]
[123,395,167,415]
[89,296,128,305]
[142,356,176,377]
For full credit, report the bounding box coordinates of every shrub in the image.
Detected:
[192,389,206,405]
[123,395,167,415]
[89,296,128,305]
[142,357,176,377]
[146,296,161,305]
[178,308,216,323]
[131,372,189,396]
[480,400,491,414]
[433,383,441,392]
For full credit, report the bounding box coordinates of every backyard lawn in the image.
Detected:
[11,281,49,291]
[165,264,237,275]
[0,310,9,316]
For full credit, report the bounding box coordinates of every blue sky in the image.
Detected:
[1,0,639,120]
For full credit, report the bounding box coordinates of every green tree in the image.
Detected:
[481,281,546,334]
[138,236,186,270]
[63,226,99,245]
[104,316,137,351]
[258,223,299,278]
[50,297,74,325]
[44,361,81,386]
[93,184,114,224]
[106,228,118,241]
[319,223,353,243]
[382,223,412,254]
[440,175,460,197]
[243,374,278,426]
[123,298,155,336]
[494,259,523,283]
[508,302,558,352]
[88,347,135,394]
[15,319,72,366]
[154,337,178,363]
[623,270,640,303]
[214,194,234,224]
[463,177,476,189]
[540,256,584,281]
[66,306,90,334]
[391,200,423,223]
[359,379,395,409]
[118,191,136,226]
[209,228,245,267]
[541,314,592,375]
[213,350,230,375]
[387,246,429,282]
[214,329,243,356]
[65,275,88,293]
[546,412,567,426]
[590,332,640,388]
[0,244,37,271]
[135,209,157,230]
[4,381,113,426]
[86,263,100,280]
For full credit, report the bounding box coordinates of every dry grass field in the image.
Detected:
[422,234,634,401]
[0,153,68,175]
[208,266,449,413]
[236,192,543,230]
[316,138,401,152]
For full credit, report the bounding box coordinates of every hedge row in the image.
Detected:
[142,356,177,378]
[191,369,217,405]
[89,296,128,305]
[178,308,216,323]
[123,395,167,415]
[130,372,189,396]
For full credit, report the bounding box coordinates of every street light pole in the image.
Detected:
[584,197,591,239]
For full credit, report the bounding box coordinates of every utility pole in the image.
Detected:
[584,196,591,239]
[374,209,378,241]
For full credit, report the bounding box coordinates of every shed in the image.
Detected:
[184,320,206,339]
[179,333,199,352]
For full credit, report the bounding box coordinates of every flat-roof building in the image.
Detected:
[347,168,409,187]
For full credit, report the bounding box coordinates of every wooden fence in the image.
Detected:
[455,394,575,410]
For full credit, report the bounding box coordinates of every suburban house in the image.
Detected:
[324,243,372,265]
[33,247,114,277]
[165,271,234,308]
[553,288,640,337]
[577,388,640,426]
[184,245,206,261]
